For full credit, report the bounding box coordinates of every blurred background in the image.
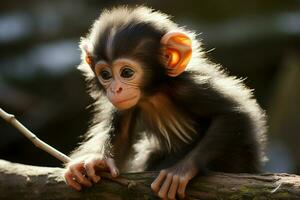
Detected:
[0,0,299,174]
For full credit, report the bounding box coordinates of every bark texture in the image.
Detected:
[0,159,299,200]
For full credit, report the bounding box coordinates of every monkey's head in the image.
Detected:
[79,6,193,110]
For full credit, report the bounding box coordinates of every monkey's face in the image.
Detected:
[94,58,143,110]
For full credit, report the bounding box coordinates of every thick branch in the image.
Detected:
[0,160,299,200]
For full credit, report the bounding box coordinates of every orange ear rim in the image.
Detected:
[81,41,93,66]
[161,31,192,46]
[161,31,192,77]
[85,54,93,66]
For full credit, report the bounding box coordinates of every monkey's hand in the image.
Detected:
[151,161,198,199]
[64,157,119,191]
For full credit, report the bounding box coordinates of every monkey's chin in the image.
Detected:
[112,96,139,110]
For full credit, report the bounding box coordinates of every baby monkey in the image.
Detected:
[64,6,267,199]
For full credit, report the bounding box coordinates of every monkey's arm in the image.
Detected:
[64,121,120,191]
[69,122,111,161]
[152,77,262,199]
[182,77,262,173]
[187,112,256,172]
[152,111,256,199]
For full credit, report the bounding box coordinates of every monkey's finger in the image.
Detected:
[158,173,173,199]
[106,158,119,177]
[64,171,82,191]
[93,159,107,170]
[151,169,167,193]
[168,175,179,200]
[85,162,101,183]
[177,177,189,199]
[70,166,93,187]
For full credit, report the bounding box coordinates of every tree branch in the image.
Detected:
[1,110,300,199]
[0,159,299,200]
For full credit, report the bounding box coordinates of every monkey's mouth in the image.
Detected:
[114,95,138,104]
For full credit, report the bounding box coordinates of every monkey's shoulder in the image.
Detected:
[161,71,261,117]
[171,71,252,97]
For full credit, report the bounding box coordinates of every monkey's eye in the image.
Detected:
[120,67,135,78]
[100,70,112,80]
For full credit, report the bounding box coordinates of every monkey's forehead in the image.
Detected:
[95,58,141,68]
[86,6,176,58]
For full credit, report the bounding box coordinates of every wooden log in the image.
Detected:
[0,159,299,200]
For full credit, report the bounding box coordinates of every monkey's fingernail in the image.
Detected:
[94,176,100,183]
[75,185,82,191]
[111,171,118,177]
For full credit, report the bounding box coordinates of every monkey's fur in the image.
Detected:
[70,6,267,176]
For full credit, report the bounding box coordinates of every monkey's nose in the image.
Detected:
[110,80,123,94]
[115,87,123,94]
[111,86,123,94]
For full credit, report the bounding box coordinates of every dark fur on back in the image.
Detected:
[74,6,267,173]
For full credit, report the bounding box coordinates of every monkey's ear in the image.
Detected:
[161,31,192,77]
[85,52,93,66]
[81,42,93,66]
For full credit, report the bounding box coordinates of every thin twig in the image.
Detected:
[0,108,71,164]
